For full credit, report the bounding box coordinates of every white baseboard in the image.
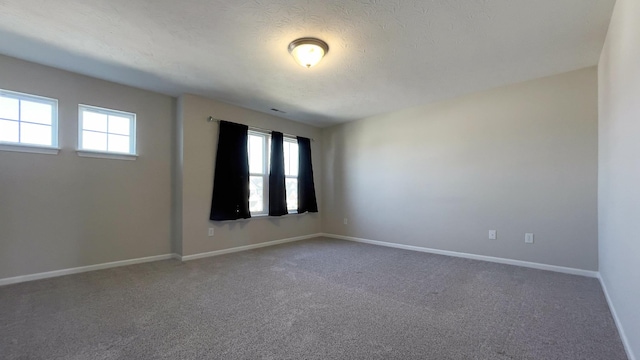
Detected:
[598,274,637,360]
[178,233,323,261]
[0,233,324,286]
[321,233,599,278]
[0,253,178,287]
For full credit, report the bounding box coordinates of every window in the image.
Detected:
[78,105,136,156]
[0,89,58,150]
[283,137,299,212]
[247,131,299,215]
[248,131,269,215]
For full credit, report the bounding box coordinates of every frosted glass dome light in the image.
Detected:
[288,38,329,68]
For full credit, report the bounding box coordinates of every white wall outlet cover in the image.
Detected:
[525,233,534,243]
[489,230,497,240]
[208,228,214,237]
[343,218,348,225]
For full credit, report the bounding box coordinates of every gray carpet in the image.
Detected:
[0,238,627,360]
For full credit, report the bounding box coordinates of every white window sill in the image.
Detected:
[253,211,300,218]
[0,143,60,155]
[215,211,307,223]
[76,150,137,161]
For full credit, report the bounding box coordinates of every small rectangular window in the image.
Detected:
[0,89,58,149]
[78,105,136,155]
[248,131,269,215]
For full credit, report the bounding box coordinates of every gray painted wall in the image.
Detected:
[322,67,599,271]
[0,55,174,279]
[176,94,322,256]
[598,0,640,357]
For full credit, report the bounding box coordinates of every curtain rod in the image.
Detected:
[207,116,314,142]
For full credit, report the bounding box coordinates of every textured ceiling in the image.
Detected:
[0,0,615,127]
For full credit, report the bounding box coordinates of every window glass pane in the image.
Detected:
[21,100,52,125]
[283,141,290,175]
[286,143,298,176]
[20,122,52,146]
[249,176,264,213]
[108,134,131,153]
[108,115,130,135]
[0,97,19,120]
[82,111,108,132]
[0,119,19,142]
[286,178,298,211]
[82,130,107,151]
[248,134,264,174]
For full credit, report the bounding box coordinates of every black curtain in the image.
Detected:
[209,121,251,221]
[297,137,318,213]
[269,131,288,216]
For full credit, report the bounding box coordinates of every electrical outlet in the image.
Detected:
[208,228,214,237]
[525,233,534,244]
[343,218,348,225]
[489,230,497,240]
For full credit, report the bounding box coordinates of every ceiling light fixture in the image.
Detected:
[288,37,329,69]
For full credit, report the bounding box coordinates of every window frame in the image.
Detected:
[248,130,270,216]
[77,104,137,160]
[283,136,299,213]
[244,131,302,218]
[0,89,59,154]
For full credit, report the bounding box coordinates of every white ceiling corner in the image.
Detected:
[0,0,616,127]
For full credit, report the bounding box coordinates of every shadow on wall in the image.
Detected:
[0,30,179,97]
[323,128,347,229]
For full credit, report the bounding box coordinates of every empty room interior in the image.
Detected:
[0,0,638,359]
